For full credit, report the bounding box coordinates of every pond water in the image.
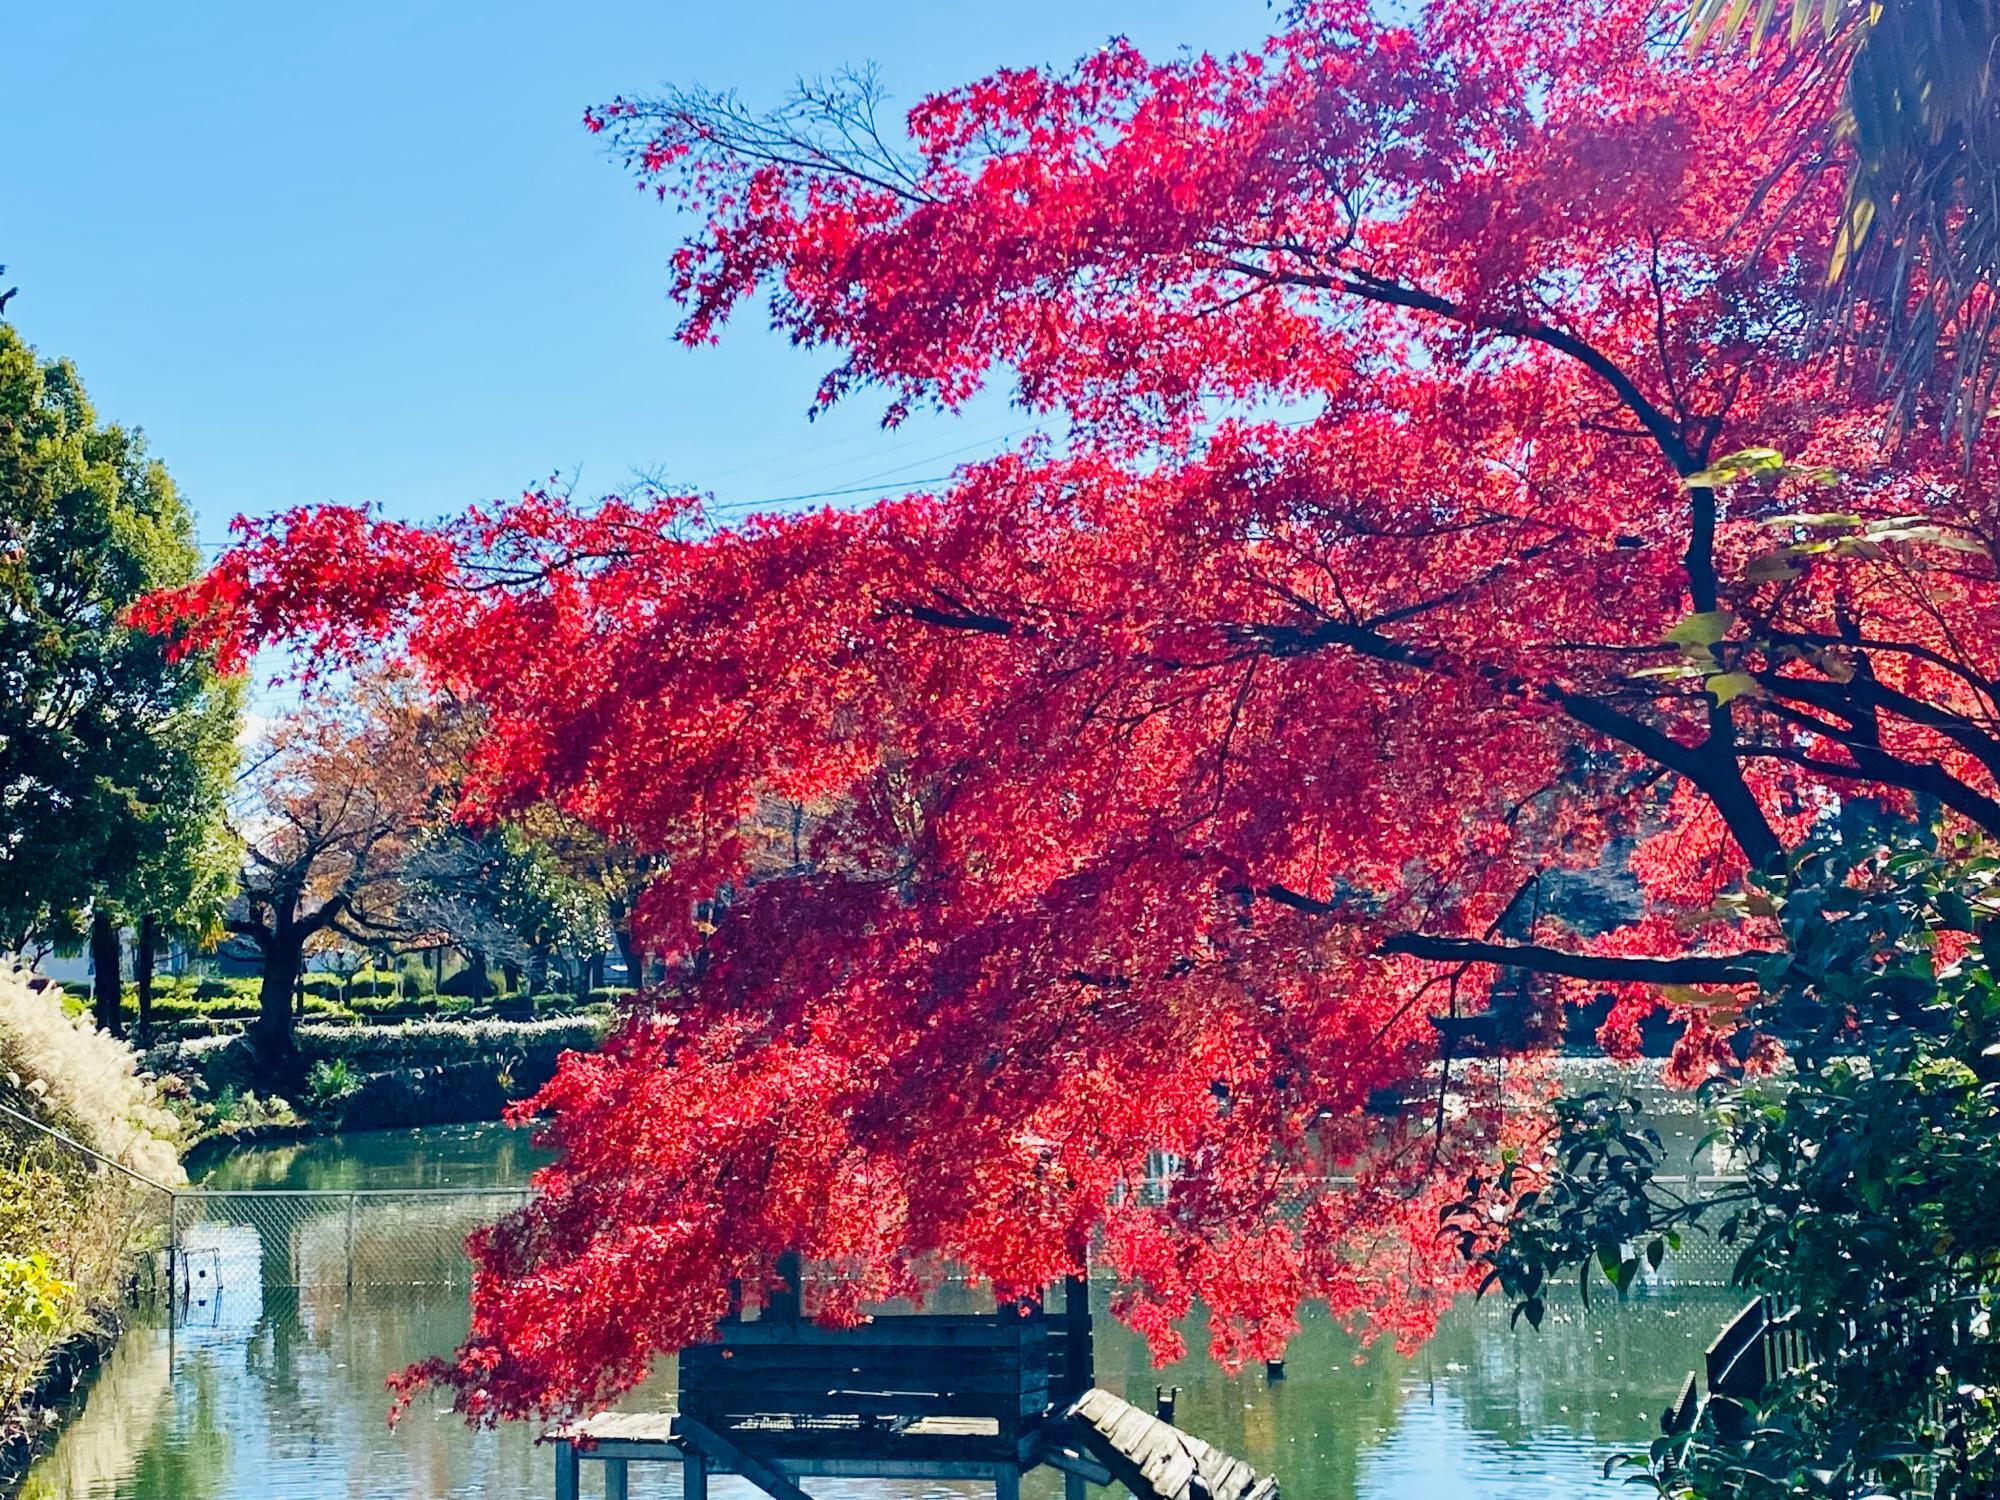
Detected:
[23,1122,1739,1499]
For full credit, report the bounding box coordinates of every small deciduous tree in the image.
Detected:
[227,677,460,1058]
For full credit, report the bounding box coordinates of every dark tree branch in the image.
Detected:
[1378,932,1766,986]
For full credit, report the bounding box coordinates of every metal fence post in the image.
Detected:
[345,1193,356,1294]
[166,1190,179,1335]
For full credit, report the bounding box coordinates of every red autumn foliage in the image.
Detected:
[148,0,2000,1423]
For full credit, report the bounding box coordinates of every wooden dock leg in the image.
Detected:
[554,1440,579,1500]
[682,1453,707,1500]
[1064,1474,1089,1500]
[994,1467,1021,1500]
[603,1457,629,1500]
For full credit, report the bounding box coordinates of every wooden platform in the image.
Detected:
[551,1276,1273,1500]
[557,1394,1278,1500]
[1062,1387,1280,1500]
[554,1410,1030,1499]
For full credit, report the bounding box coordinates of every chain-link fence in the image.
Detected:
[167,1187,530,1302]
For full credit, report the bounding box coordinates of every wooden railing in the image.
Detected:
[1663,1297,1812,1441]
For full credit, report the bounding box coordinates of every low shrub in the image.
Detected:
[205,1085,297,1132]
[128,994,258,1025]
[587,987,635,1006]
[295,1014,610,1065]
[527,992,610,1018]
[397,962,436,999]
[193,976,259,1003]
[347,990,416,1016]
[302,1058,360,1113]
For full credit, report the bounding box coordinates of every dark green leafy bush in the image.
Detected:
[1452,821,2000,1500]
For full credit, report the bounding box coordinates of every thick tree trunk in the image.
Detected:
[468,948,493,999]
[135,914,158,1043]
[89,910,123,1037]
[256,940,303,1059]
[610,898,639,989]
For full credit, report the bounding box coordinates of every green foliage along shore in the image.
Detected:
[0,966,181,1452]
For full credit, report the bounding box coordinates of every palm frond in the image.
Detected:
[1693,0,2000,448]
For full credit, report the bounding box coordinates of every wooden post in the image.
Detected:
[770,1249,802,1322]
[994,1466,1021,1500]
[1062,1274,1093,1403]
[603,1457,629,1500]
[553,1439,579,1500]
[682,1454,707,1500]
[1064,1475,1088,1500]
[676,1416,811,1500]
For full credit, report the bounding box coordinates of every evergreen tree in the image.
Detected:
[0,321,239,1028]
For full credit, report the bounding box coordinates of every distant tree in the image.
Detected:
[0,321,239,1032]
[403,822,611,996]
[227,677,460,1058]
[506,807,655,987]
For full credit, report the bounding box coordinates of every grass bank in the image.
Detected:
[0,967,182,1495]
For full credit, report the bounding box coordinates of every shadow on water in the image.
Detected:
[24,1122,1739,1499]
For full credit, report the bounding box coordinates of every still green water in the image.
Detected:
[23,1123,1736,1499]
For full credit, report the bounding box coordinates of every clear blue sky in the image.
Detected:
[6,2,1268,552]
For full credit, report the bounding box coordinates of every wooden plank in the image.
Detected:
[566,1440,683,1464]
[1037,1425,1114,1486]
[683,1365,1048,1400]
[563,1411,678,1445]
[1663,1371,1702,1437]
[683,1344,1038,1381]
[675,1416,814,1500]
[702,1426,1020,1465]
[1705,1300,1767,1398]
[1062,1388,1278,1500]
[716,1316,1028,1348]
[737,1457,1014,1480]
[684,1388,1045,1425]
[905,1416,1004,1438]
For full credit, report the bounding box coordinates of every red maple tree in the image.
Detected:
[142,0,2000,1422]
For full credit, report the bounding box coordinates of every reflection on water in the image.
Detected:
[26,1123,1738,1499]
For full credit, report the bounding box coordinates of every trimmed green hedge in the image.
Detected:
[194,976,261,1003]
[294,1012,611,1064]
